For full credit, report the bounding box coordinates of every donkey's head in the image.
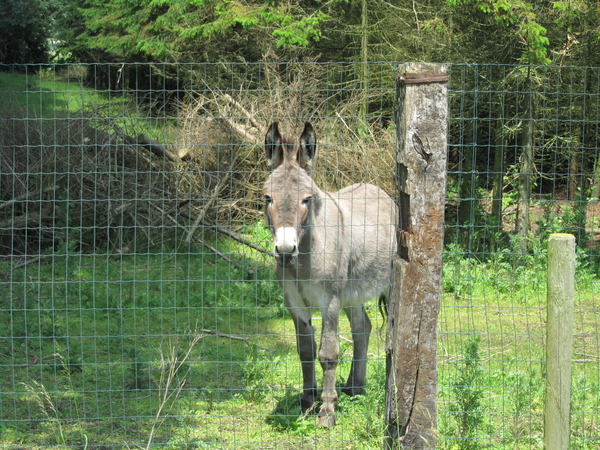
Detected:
[262,122,318,268]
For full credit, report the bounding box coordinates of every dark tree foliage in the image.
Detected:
[0,0,54,64]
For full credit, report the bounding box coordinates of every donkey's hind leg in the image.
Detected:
[342,304,372,396]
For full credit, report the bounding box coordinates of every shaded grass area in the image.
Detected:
[0,69,115,118]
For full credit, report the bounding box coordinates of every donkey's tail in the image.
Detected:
[378,293,388,322]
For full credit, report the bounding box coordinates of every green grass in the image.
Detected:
[0,229,391,449]
[2,230,599,448]
[0,69,173,140]
[437,247,600,449]
[0,69,110,117]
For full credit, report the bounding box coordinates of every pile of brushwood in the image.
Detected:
[0,65,394,265]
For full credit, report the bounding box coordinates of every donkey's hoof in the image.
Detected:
[317,411,336,428]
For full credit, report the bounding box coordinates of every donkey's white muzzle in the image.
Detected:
[274,227,299,267]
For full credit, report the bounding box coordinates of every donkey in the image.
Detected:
[262,122,397,427]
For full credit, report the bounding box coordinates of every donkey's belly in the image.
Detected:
[279,279,328,309]
[279,276,387,310]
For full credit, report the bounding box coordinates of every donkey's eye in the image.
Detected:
[302,196,312,206]
[265,195,273,205]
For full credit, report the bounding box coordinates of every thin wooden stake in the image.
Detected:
[545,233,575,450]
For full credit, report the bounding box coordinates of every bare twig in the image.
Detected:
[222,93,261,130]
[0,206,53,230]
[13,255,52,269]
[0,182,62,211]
[12,348,40,367]
[211,116,260,143]
[336,112,360,141]
[200,329,269,351]
[215,227,270,255]
[145,332,203,450]
[185,144,245,244]
[137,134,184,162]
[152,205,250,275]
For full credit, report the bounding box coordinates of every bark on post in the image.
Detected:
[385,62,448,449]
[544,233,575,450]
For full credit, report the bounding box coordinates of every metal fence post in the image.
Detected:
[385,62,448,449]
[545,233,575,450]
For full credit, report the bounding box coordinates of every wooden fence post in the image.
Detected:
[385,62,448,449]
[544,233,575,450]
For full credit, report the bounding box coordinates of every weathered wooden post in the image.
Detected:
[544,233,575,450]
[385,62,448,449]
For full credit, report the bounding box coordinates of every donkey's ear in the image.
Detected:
[298,122,317,170]
[265,122,284,169]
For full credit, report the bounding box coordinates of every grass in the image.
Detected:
[0,68,173,142]
[0,226,391,449]
[0,68,112,117]
[1,230,599,449]
[438,247,600,449]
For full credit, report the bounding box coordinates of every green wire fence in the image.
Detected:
[0,62,598,449]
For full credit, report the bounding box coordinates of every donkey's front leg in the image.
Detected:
[290,309,317,412]
[317,296,341,428]
[342,305,372,396]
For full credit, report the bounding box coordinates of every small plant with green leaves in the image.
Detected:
[505,368,542,442]
[537,194,590,249]
[449,334,486,450]
[243,345,278,402]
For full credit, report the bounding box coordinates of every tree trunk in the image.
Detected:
[490,106,506,253]
[515,85,533,255]
[591,155,600,200]
[359,0,369,119]
[568,151,579,201]
[459,114,475,249]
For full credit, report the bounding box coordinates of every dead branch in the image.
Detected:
[200,329,269,351]
[153,205,252,276]
[215,227,270,255]
[0,182,62,211]
[137,134,184,162]
[11,348,40,367]
[12,255,52,269]
[209,116,260,144]
[196,238,245,273]
[0,206,53,230]
[222,93,261,130]
[185,144,246,244]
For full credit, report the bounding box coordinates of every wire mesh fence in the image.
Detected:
[0,62,598,449]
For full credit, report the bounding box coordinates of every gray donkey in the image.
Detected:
[262,122,397,427]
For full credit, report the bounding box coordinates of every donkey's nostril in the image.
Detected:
[275,245,296,255]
